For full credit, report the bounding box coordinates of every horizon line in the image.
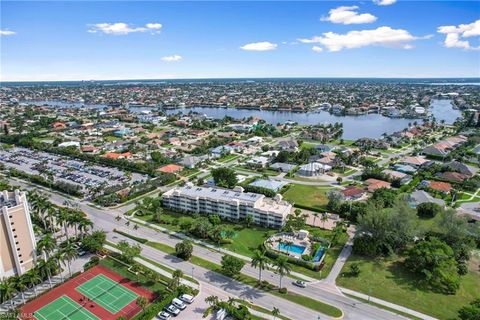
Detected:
[2,76,480,84]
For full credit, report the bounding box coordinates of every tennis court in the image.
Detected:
[34,295,99,320]
[76,274,138,314]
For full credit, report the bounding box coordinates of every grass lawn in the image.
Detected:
[217,154,240,163]
[234,166,280,177]
[282,184,330,211]
[336,254,480,320]
[137,210,276,257]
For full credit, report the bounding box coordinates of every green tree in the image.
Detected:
[221,255,245,277]
[405,237,460,294]
[117,241,142,264]
[81,230,107,253]
[175,240,193,260]
[251,250,269,282]
[274,256,291,289]
[60,242,78,277]
[209,214,221,226]
[136,296,148,314]
[212,167,238,188]
[171,269,183,289]
[458,299,480,320]
[349,263,360,277]
[417,202,443,218]
[245,214,254,227]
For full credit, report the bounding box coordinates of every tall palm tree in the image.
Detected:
[78,218,93,236]
[52,252,64,281]
[14,275,28,304]
[321,212,329,229]
[274,256,291,289]
[171,269,183,289]
[285,241,294,255]
[36,259,53,289]
[56,208,70,240]
[37,233,56,260]
[251,250,269,282]
[25,269,41,297]
[312,212,319,227]
[60,242,78,277]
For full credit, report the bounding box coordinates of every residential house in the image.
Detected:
[298,162,332,177]
[341,186,366,200]
[365,179,391,192]
[408,190,445,208]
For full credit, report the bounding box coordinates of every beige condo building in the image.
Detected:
[0,190,37,277]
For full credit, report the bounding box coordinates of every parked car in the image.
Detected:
[293,280,307,288]
[179,294,195,304]
[156,311,171,320]
[172,298,186,310]
[164,305,180,316]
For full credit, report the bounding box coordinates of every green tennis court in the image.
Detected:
[76,274,138,314]
[34,295,98,320]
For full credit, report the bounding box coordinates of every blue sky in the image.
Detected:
[1,1,479,81]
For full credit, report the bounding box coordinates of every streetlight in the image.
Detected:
[191,266,195,280]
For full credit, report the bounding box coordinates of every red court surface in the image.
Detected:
[21,264,156,320]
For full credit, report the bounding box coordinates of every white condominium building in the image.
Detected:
[0,190,37,277]
[162,184,292,228]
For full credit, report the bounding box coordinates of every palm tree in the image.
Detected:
[136,296,148,314]
[251,250,269,283]
[45,206,57,232]
[312,212,319,227]
[0,278,17,308]
[14,275,28,304]
[205,295,219,307]
[36,259,53,289]
[78,218,93,236]
[115,215,122,222]
[56,208,70,240]
[285,240,294,255]
[321,212,329,229]
[37,233,56,260]
[274,256,291,289]
[60,242,78,277]
[272,307,280,320]
[52,252,64,281]
[25,269,41,297]
[171,269,183,289]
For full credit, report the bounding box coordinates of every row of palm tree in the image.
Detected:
[251,250,291,289]
[28,190,93,239]
[0,242,78,308]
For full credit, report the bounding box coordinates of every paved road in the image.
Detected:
[9,178,416,320]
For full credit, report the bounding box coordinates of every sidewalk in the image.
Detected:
[340,287,438,320]
[324,225,355,284]
[130,217,318,282]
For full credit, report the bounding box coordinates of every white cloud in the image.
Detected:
[240,41,277,51]
[0,30,16,36]
[321,6,377,25]
[161,54,183,62]
[312,46,323,53]
[88,22,162,35]
[299,26,425,52]
[437,19,480,50]
[373,0,397,6]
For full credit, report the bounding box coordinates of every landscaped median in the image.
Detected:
[113,230,344,318]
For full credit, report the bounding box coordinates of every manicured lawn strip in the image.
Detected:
[139,256,199,285]
[282,184,330,211]
[336,255,480,320]
[343,293,422,320]
[235,299,291,320]
[144,241,342,318]
[217,154,240,163]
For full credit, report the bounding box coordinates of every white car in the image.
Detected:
[164,304,180,316]
[179,294,195,304]
[293,280,307,288]
[172,298,186,310]
[157,311,171,320]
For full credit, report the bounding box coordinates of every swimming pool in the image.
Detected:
[313,247,325,262]
[277,243,306,254]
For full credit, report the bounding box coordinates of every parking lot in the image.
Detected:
[0,147,147,193]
